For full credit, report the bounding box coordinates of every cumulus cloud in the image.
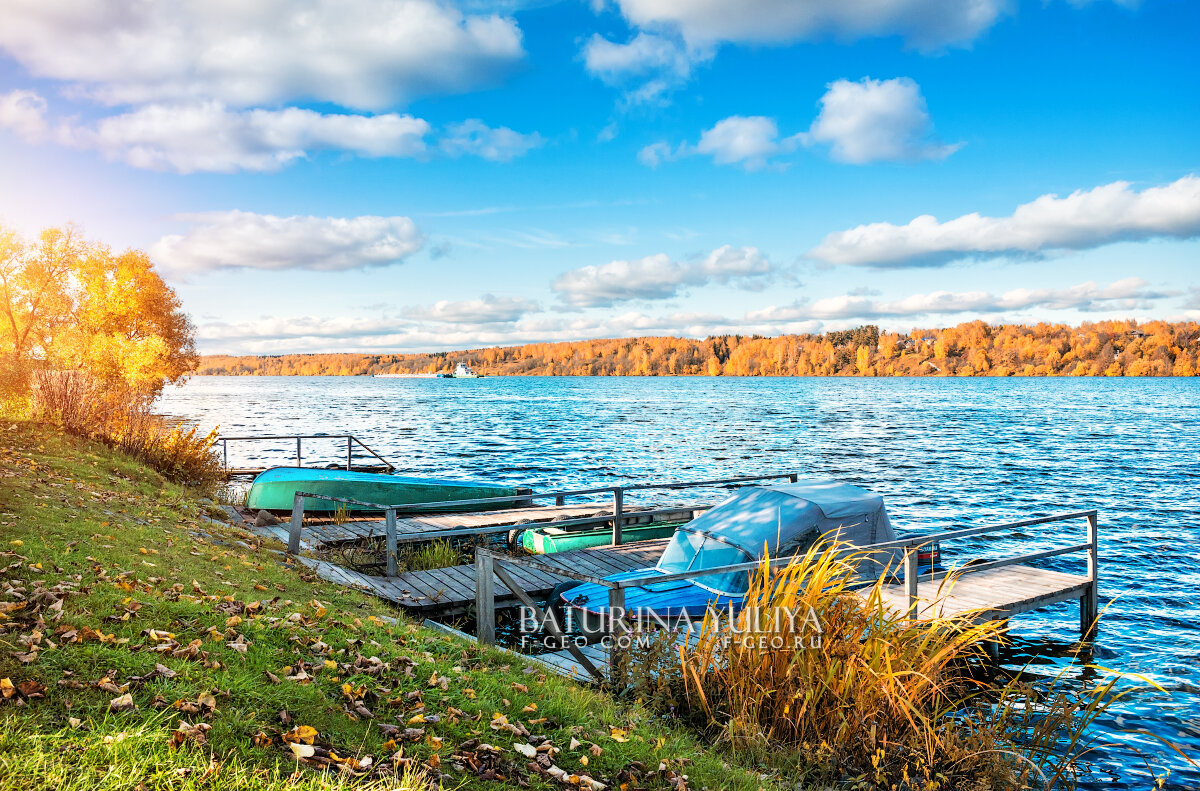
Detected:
[640,116,800,170]
[750,278,1172,321]
[810,174,1200,268]
[0,91,542,173]
[152,211,424,273]
[439,119,544,162]
[608,0,1008,51]
[408,294,539,323]
[552,245,772,307]
[800,77,960,164]
[0,0,525,109]
[581,32,708,105]
[0,89,48,142]
[70,102,430,173]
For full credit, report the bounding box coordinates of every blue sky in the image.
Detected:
[0,0,1197,354]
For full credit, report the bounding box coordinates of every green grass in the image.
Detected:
[0,421,776,790]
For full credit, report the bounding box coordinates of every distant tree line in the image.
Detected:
[197,319,1200,377]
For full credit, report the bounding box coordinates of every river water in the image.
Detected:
[159,375,1200,787]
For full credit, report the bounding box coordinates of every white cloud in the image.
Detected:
[800,77,960,164]
[751,278,1172,321]
[609,0,1008,51]
[552,244,772,307]
[0,89,48,142]
[439,119,544,162]
[581,32,707,105]
[0,0,525,110]
[152,211,424,273]
[408,294,539,323]
[640,115,799,170]
[69,102,431,174]
[694,116,797,169]
[0,91,541,173]
[193,275,1172,355]
[810,174,1200,268]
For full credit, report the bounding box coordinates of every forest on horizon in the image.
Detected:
[197,319,1200,378]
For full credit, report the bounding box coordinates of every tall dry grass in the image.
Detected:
[668,543,1155,789]
[30,369,222,489]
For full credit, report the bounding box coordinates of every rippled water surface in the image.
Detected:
[160,375,1200,787]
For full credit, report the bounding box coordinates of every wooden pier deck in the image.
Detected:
[295,538,669,616]
[241,503,631,549]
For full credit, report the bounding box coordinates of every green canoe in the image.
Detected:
[519,521,684,554]
[246,467,530,513]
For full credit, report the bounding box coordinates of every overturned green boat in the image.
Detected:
[246,467,531,513]
[518,521,684,554]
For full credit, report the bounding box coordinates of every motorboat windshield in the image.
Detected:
[656,529,755,595]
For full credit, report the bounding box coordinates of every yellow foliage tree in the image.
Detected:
[0,224,196,402]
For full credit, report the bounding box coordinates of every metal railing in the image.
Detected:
[218,433,395,474]
[285,471,803,575]
[472,509,1101,670]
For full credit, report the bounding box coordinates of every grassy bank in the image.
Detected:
[0,422,773,791]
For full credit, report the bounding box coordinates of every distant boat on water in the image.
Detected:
[375,372,447,378]
[373,363,481,378]
[448,362,482,378]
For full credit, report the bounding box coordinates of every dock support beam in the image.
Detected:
[611,488,624,546]
[904,547,919,619]
[346,436,352,471]
[296,437,302,468]
[1081,512,1099,639]
[385,509,398,577]
[287,493,304,555]
[608,586,627,682]
[475,550,496,645]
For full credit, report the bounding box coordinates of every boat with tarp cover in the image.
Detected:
[246,467,530,513]
[553,478,938,624]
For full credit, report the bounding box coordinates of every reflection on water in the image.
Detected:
[159,375,1200,788]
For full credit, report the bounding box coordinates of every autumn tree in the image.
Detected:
[0,223,197,405]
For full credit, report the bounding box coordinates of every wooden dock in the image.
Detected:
[294,539,669,616]
[240,503,633,549]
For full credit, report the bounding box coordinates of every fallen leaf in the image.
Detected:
[109,693,135,712]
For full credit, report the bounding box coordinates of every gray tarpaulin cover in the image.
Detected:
[656,478,900,579]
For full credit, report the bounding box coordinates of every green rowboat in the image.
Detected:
[246,467,530,513]
[518,521,684,554]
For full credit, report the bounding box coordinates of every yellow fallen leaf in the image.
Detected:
[608,728,628,743]
[282,725,318,745]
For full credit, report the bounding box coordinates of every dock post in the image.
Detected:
[904,546,919,619]
[222,440,228,473]
[607,586,627,683]
[611,488,624,545]
[555,495,565,506]
[475,550,496,645]
[788,472,799,483]
[287,493,304,555]
[346,436,352,470]
[385,509,398,577]
[296,437,302,467]
[1081,512,1099,639]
